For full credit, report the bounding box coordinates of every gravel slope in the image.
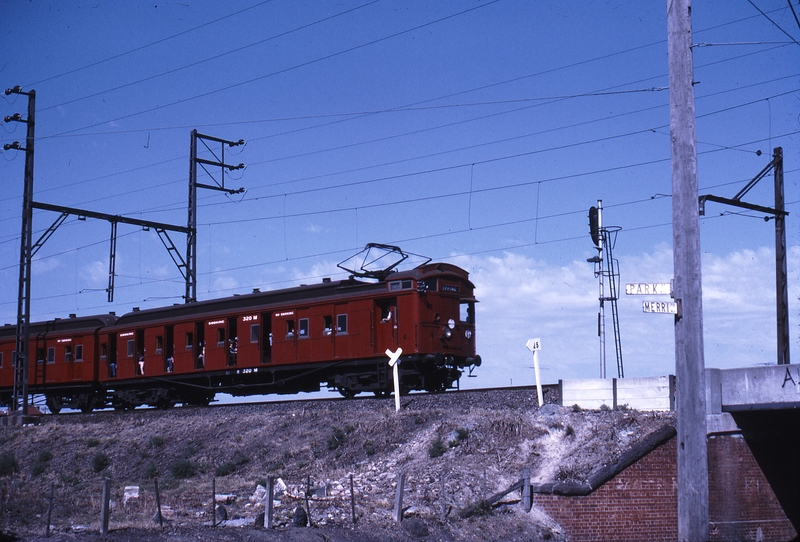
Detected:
[0,387,674,541]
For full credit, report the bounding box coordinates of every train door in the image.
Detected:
[294,309,311,363]
[164,326,174,373]
[260,312,272,364]
[375,298,398,353]
[104,334,117,378]
[34,337,46,384]
[333,303,350,359]
[135,329,145,376]
[194,321,205,370]
[65,343,75,381]
[227,317,237,366]
[315,308,335,362]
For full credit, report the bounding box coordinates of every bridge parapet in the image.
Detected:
[707,364,800,413]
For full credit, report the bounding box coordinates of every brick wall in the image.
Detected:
[532,435,796,542]
[708,434,795,541]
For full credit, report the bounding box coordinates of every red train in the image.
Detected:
[0,257,480,412]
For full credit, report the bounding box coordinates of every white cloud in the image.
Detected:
[32,257,61,276]
[453,245,797,388]
[213,276,238,292]
[79,260,108,286]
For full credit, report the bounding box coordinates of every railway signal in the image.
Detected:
[586,201,623,379]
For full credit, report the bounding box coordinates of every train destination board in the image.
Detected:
[642,301,678,314]
[626,282,672,296]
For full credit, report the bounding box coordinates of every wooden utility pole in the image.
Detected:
[667,1,709,541]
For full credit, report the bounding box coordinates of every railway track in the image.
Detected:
[23,383,561,416]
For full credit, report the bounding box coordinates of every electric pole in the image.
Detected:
[667,0,709,540]
[4,86,35,415]
[187,130,245,303]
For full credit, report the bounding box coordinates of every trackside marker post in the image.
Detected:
[386,348,403,412]
[525,339,544,406]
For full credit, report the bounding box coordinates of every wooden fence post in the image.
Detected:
[522,468,531,512]
[46,481,54,537]
[211,477,216,528]
[393,472,405,523]
[349,474,356,525]
[100,478,110,535]
[154,478,163,529]
[266,475,274,529]
[305,476,312,527]
[440,473,447,522]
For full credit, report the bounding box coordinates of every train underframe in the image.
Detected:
[9,353,480,413]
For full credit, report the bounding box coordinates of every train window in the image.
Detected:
[337,314,348,334]
[460,301,475,324]
[299,318,309,338]
[75,345,83,361]
[389,280,414,291]
[0,352,3,368]
[185,332,194,350]
[126,340,135,358]
[37,348,45,364]
[216,328,225,346]
[155,336,163,354]
[286,320,295,338]
[250,324,259,343]
[418,278,437,291]
[65,346,73,363]
[323,315,332,335]
[100,343,107,359]
[47,347,55,364]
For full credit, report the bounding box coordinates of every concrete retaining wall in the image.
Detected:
[559,376,675,411]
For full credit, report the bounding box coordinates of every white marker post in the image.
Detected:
[525,339,544,407]
[386,348,403,412]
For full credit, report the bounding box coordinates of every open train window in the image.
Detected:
[418,278,437,291]
[75,344,83,361]
[323,315,332,335]
[337,314,348,334]
[286,320,295,339]
[47,347,55,364]
[155,336,163,354]
[250,324,259,343]
[216,328,225,346]
[185,332,193,351]
[299,318,309,338]
[460,301,475,324]
[64,346,73,363]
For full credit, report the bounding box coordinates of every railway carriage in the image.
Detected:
[0,255,480,412]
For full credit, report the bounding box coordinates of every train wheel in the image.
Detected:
[338,387,356,399]
[45,396,62,415]
[373,390,389,398]
[79,396,95,414]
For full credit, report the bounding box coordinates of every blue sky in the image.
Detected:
[1,0,798,392]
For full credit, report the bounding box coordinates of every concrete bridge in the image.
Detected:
[561,364,800,534]
[707,364,800,532]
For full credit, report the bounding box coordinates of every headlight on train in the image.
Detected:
[465,329,472,339]
[443,326,453,339]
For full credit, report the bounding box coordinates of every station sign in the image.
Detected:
[626,282,672,296]
[642,301,678,314]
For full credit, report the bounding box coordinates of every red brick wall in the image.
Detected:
[532,435,796,542]
[533,440,678,541]
[708,434,795,542]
